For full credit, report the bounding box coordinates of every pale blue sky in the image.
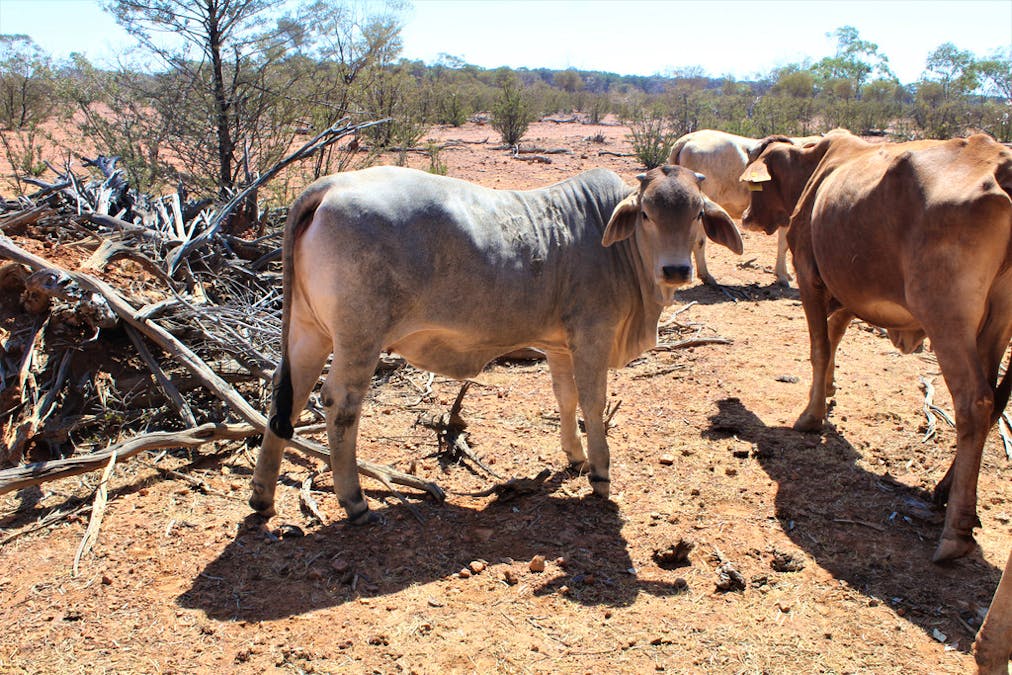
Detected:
[1,0,1009,84]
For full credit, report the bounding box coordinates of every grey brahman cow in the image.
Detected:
[249,165,742,523]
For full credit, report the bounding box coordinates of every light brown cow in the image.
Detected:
[975,549,1012,673]
[740,131,1012,562]
[249,166,742,524]
[667,129,821,285]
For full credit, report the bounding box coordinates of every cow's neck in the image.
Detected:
[608,231,665,368]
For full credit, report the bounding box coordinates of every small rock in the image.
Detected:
[427,597,445,608]
[775,375,800,383]
[503,569,519,585]
[458,568,471,579]
[331,558,350,574]
[468,560,486,574]
[715,561,746,592]
[100,575,112,586]
[724,467,737,477]
[529,555,546,573]
[673,577,688,591]
[659,455,675,466]
[653,539,695,569]
[931,628,947,643]
[306,568,324,581]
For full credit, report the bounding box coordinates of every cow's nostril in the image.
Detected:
[662,265,692,282]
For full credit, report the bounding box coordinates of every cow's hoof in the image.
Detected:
[774,277,792,288]
[248,484,276,518]
[568,460,590,475]
[589,476,610,499]
[347,509,380,526]
[700,274,717,286]
[932,534,977,563]
[792,414,824,433]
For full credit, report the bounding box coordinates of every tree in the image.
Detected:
[0,35,56,129]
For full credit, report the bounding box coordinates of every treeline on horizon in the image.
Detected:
[1,0,1009,205]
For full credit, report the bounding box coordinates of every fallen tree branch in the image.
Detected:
[652,336,732,352]
[73,449,117,577]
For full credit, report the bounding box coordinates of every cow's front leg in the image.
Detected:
[571,351,611,498]
[545,351,587,471]
[692,238,716,285]
[322,355,378,525]
[794,265,833,432]
[773,227,792,286]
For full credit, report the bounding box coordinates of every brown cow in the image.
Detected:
[975,549,1012,673]
[739,131,1012,562]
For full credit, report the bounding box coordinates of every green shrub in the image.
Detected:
[492,79,535,146]
[626,112,678,169]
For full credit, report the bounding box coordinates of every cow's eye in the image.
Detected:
[641,211,650,221]
[697,210,704,220]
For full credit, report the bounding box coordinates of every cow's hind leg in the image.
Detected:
[974,549,1012,674]
[546,350,587,471]
[824,308,854,397]
[923,329,992,562]
[773,227,792,286]
[250,328,331,517]
[322,344,381,524]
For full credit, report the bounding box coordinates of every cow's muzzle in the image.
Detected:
[662,264,693,284]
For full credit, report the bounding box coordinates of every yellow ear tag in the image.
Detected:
[747,182,764,192]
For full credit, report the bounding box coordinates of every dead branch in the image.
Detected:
[597,150,635,158]
[124,325,196,427]
[416,381,501,479]
[73,449,117,577]
[1,206,54,235]
[300,473,327,525]
[652,336,732,352]
[512,154,552,164]
[0,235,446,503]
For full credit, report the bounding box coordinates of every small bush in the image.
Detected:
[492,79,535,146]
[427,142,447,175]
[626,112,678,169]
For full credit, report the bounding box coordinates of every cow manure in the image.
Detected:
[652,539,695,569]
[715,561,746,592]
[770,550,805,573]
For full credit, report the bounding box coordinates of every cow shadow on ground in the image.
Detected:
[177,474,687,622]
[675,280,799,306]
[705,396,1001,651]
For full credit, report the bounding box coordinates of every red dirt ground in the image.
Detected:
[1,119,1010,674]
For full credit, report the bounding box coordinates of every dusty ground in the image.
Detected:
[1,119,1010,674]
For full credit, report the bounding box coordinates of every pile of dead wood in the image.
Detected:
[0,118,442,505]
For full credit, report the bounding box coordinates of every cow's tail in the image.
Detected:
[667,134,691,165]
[994,344,1012,426]
[268,180,331,440]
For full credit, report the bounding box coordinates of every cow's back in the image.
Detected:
[669,130,755,218]
[806,135,1012,328]
[291,166,636,377]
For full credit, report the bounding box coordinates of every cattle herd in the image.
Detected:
[252,129,1012,672]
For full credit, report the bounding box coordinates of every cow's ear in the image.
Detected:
[739,160,772,184]
[702,197,744,255]
[602,192,639,247]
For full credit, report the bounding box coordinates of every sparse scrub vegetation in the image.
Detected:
[0,15,1007,204]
